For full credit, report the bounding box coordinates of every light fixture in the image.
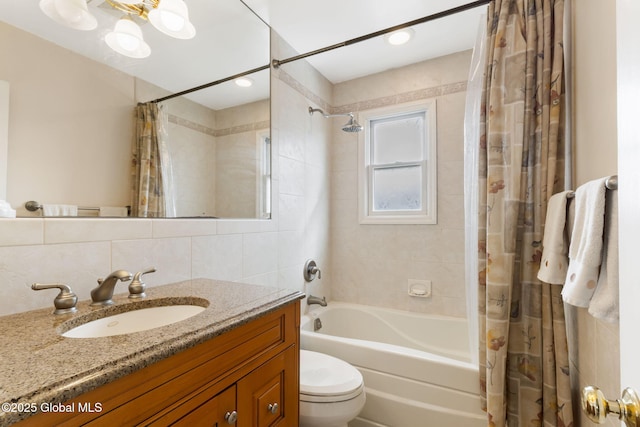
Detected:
[39,0,196,58]
[39,0,97,31]
[148,0,195,39]
[105,17,151,59]
[234,77,253,88]
[385,28,415,46]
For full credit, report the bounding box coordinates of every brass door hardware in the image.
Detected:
[582,386,640,426]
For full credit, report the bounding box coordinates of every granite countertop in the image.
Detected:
[0,278,304,425]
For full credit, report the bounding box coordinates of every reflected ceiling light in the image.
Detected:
[39,0,196,58]
[105,17,151,59]
[234,77,253,88]
[39,0,97,31]
[385,28,415,46]
[148,0,195,39]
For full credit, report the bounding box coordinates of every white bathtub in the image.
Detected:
[300,302,486,427]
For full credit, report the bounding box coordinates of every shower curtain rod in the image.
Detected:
[148,64,270,104]
[147,0,490,104]
[271,0,491,69]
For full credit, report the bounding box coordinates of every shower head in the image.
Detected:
[309,106,363,133]
[342,116,364,133]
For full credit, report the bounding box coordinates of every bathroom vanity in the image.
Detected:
[0,279,303,426]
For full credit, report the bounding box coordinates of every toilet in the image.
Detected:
[299,350,366,427]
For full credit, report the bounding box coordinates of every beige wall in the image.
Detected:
[0,22,134,210]
[572,1,618,185]
[330,51,471,316]
[569,1,620,425]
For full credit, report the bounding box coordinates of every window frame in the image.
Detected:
[357,99,437,225]
[256,131,271,219]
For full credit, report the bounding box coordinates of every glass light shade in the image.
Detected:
[105,18,151,59]
[39,0,97,31]
[385,28,414,46]
[148,0,196,39]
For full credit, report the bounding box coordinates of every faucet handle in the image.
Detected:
[304,259,322,282]
[32,283,78,315]
[129,267,156,299]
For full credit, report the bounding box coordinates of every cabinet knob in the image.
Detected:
[267,403,279,414]
[224,410,238,424]
[582,386,640,426]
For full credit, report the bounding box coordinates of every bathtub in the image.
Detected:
[300,302,486,427]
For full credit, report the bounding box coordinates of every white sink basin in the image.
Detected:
[62,305,206,338]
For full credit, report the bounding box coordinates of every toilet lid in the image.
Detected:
[299,350,364,399]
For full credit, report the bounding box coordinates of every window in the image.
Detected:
[358,100,437,224]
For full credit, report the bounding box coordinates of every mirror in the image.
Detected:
[0,0,270,218]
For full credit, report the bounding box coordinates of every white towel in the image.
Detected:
[98,206,128,217]
[561,178,607,307]
[537,190,573,284]
[42,204,78,217]
[588,190,619,322]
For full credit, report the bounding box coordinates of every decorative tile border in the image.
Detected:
[169,114,216,137]
[275,66,467,114]
[275,68,331,112]
[215,120,271,137]
[169,66,467,138]
[168,115,270,138]
[334,81,468,114]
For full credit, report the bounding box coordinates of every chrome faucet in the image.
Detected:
[307,295,327,307]
[91,270,133,306]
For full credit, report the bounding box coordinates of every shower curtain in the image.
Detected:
[474,1,572,426]
[131,102,176,218]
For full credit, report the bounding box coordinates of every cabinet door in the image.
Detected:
[148,385,237,427]
[237,346,298,427]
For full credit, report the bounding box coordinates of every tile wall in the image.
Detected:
[330,51,472,316]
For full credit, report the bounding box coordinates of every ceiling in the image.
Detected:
[0,0,487,107]
[243,0,487,83]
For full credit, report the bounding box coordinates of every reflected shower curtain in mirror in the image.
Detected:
[476,1,572,426]
[131,102,176,217]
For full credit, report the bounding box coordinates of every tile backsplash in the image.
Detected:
[0,218,284,315]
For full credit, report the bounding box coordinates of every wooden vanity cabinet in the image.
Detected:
[17,301,300,427]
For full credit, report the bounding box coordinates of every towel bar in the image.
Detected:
[25,201,99,212]
[24,201,131,214]
[566,175,617,199]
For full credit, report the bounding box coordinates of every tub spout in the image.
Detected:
[307,295,327,307]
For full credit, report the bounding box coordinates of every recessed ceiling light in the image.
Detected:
[385,28,415,46]
[235,77,253,87]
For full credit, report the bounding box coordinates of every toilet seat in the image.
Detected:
[299,350,364,403]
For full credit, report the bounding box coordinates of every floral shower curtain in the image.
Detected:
[476,1,572,426]
[131,102,175,217]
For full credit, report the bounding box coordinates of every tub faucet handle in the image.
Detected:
[31,282,78,315]
[304,259,321,282]
[129,267,156,299]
